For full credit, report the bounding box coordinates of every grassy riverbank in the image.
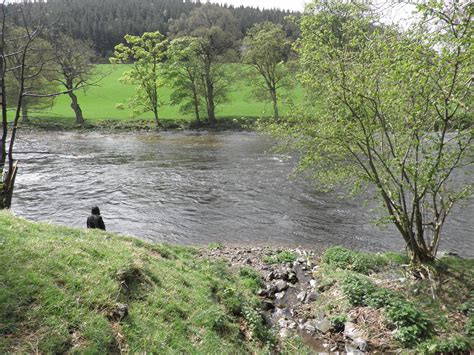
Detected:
[1,211,472,353]
[29,64,303,125]
[0,212,274,353]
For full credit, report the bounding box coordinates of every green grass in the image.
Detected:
[31,64,303,124]
[0,211,272,353]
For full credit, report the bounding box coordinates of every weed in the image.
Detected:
[417,336,472,354]
[263,250,297,264]
[322,246,385,274]
[340,273,376,306]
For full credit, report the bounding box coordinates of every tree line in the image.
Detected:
[9,0,296,58]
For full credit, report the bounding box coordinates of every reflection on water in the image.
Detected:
[11,130,474,257]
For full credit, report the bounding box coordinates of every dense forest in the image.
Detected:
[10,0,295,57]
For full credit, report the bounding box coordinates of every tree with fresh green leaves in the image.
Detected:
[165,36,204,123]
[242,21,292,120]
[48,33,97,125]
[6,26,58,123]
[169,4,240,124]
[109,31,168,127]
[271,0,473,263]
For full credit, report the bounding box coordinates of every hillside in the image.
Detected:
[0,212,273,353]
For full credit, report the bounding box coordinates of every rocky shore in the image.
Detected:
[200,246,370,353]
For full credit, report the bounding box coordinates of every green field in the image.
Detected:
[32,64,303,123]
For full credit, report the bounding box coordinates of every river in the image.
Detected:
[11,130,474,257]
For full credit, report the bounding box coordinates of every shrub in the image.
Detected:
[341,273,376,306]
[466,317,474,338]
[386,300,432,347]
[263,250,297,264]
[417,336,472,354]
[366,288,399,309]
[322,246,385,274]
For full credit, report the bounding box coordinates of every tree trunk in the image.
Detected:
[153,109,160,128]
[192,85,200,123]
[68,91,85,125]
[204,62,216,124]
[0,161,18,209]
[271,88,278,120]
[21,101,28,123]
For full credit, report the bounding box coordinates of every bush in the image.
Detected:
[386,300,432,347]
[322,246,385,274]
[366,288,399,309]
[466,317,474,338]
[263,250,297,264]
[417,336,472,354]
[341,273,376,306]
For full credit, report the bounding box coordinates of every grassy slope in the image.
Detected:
[0,212,270,353]
[32,64,304,123]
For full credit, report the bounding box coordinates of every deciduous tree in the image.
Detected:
[271,0,473,263]
[110,31,168,127]
[242,22,292,120]
[169,4,240,124]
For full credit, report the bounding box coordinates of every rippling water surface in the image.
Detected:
[11,130,474,256]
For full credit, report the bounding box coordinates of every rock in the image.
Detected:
[309,279,317,288]
[275,291,285,300]
[305,291,318,303]
[244,258,252,265]
[297,291,306,302]
[257,288,267,297]
[304,321,316,333]
[266,271,275,281]
[344,322,364,340]
[287,271,298,283]
[315,318,332,333]
[111,303,128,321]
[353,337,368,351]
[275,280,288,292]
[296,257,306,263]
[261,300,275,311]
[279,327,291,338]
[267,285,277,298]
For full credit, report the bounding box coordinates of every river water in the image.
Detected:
[11,130,474,257]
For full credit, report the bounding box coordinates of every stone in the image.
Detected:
[297,291,306,302]
[344,322,364,340]
[304,321,316,333]
[315,318,332,333]
[287,272,298,283]
[257,288,267,297]
[309,279,317,288]
[275,280,288,292]
[305,291,318,303]
[279,327,291,338]
[261,300,275,311]
[275,291,285,300]
[267,285,277,298]
[266,271,275,281]
[353,337,368,351]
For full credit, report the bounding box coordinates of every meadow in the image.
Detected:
[32,64,303,124]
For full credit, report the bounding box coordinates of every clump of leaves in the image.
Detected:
[386,300,432,347]
[340,273,376,306]
[263,250,297,264]
[322,246,386,274]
